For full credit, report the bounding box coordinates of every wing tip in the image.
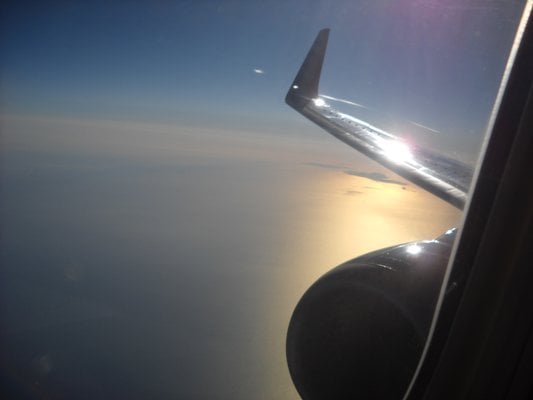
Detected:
[286,28,330,110]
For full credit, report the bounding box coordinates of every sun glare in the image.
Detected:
[313,97,326,107]
[378,138,414,164]
[406,244,422,255]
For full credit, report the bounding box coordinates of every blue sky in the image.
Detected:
[1,0,524,138]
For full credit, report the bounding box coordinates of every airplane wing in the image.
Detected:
[286,29,474,209]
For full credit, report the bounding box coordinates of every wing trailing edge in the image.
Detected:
[286,29,473,209]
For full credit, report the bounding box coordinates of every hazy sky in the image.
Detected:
[0,1,526,399]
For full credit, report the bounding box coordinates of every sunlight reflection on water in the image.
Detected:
[1,116,460,399]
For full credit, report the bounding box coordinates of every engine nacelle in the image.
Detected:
[286,229,456,399]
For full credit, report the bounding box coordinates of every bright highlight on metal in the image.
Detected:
[313,97,326,107]
[406,244,422,255]
[377,138,414,164]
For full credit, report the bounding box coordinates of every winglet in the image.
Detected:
[285,28,330,110]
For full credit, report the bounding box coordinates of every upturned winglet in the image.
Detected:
[285,28,330,110]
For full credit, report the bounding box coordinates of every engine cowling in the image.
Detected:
[286,229,456,399]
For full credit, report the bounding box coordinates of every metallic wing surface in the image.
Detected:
[286,29,474,209]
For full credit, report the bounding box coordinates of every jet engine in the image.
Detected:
[286,229,456,399]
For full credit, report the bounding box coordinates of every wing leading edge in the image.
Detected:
[286,29,473,209]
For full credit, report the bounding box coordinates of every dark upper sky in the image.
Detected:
[1,0,525,139]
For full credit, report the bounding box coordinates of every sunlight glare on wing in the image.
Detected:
[313,97,326,107]
[377,138,414,164]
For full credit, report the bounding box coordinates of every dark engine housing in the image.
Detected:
[286,229,456,399]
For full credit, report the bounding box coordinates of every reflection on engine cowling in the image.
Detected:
[286,229,456,400]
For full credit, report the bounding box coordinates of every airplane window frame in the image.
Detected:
[406,5,533,399]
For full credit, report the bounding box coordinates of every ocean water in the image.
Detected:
[0,115,459,399]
